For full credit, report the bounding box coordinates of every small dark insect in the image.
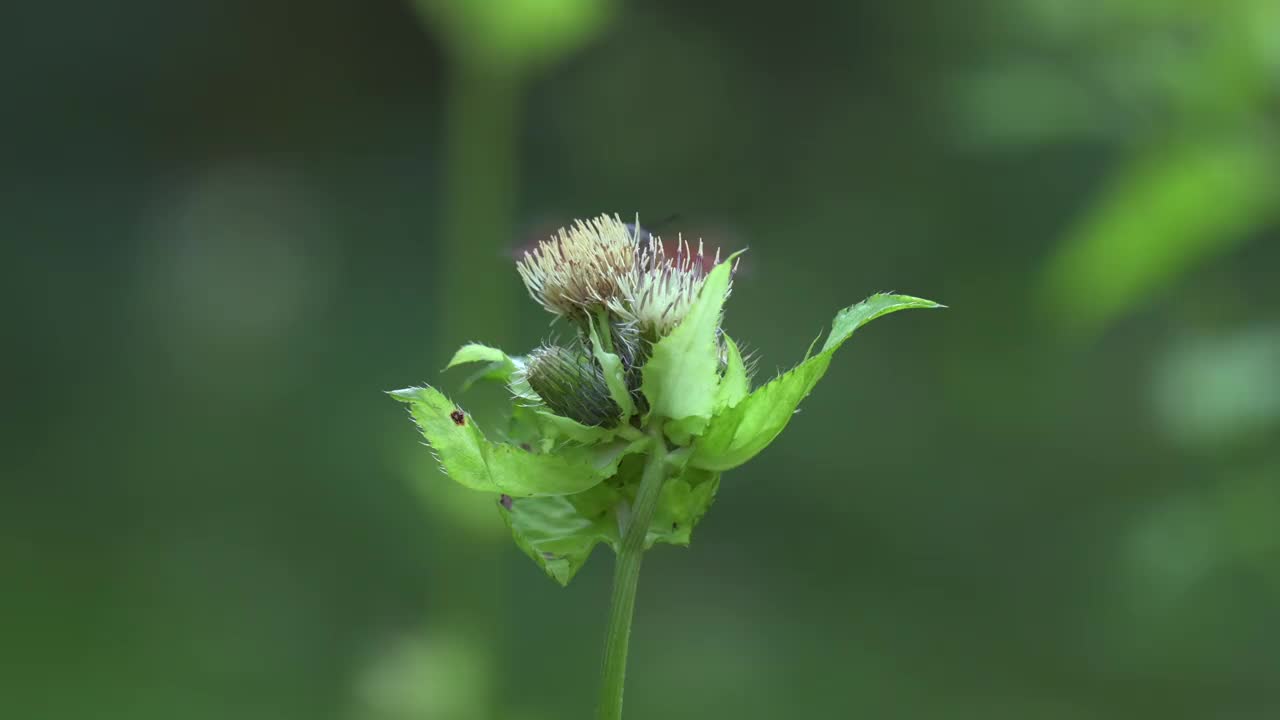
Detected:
[500,494,513,510]
[622,221,654,244]
[542,551,557,560]
[671,522,679,530]
[519,443,533,452]
[450,409,465,426]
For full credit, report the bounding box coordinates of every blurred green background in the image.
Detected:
[5,0,1279,718]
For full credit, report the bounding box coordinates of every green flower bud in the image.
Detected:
[525,344,623,428]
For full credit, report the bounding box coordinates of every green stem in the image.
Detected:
[595,307,616,354]
[597,424,668,720]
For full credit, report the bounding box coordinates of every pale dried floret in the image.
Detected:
[516,213,728,340]
[615,235,723,338]
[516,214,640,320]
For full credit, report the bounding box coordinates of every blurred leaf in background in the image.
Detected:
[957,0,1280,335]
[1044,138,1277,336]
[1152,324,1280,451]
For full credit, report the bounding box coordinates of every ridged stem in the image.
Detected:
[597,424,668,720]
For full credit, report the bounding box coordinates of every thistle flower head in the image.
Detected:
[523,344,622,428]
[614,235,722,339]
[517,213,726,341]
[516,215,640,321]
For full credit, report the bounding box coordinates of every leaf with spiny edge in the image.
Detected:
[532,410,642,446]
[642,255,740,443]
[644,467,720,548]
[499,460,721,585]
[691,294,942,471]
[499,483,620,586]
[389,385,612,497]
[715,333,750,412]
[447,343,516,373]
[446,342,542,403]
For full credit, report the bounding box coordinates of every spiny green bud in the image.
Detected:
[525,345,623,428]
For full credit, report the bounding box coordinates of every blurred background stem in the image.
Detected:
[430,62,523,720]
[439,64,520,344]
[395,2,614,715]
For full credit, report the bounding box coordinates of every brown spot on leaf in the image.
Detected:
[449,409,465,426]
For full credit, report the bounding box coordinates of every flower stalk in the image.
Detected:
[597,422,668,720]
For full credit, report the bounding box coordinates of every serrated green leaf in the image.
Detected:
[691,294,941,471]
[823,295,943,352]
[455,361,506,391]
[715,334,750,412]
[642,257,737,438]
[505,404,550,452]
[499,483,620,586]
[690,359,831,473]
[563,435,649,477]
[447,343,516,373]
[645,467,720,548]
[390,385,610,496]
[446,343,534,394]
[588,317,637,420]
[500,462,720,585]
[533,410,626,445]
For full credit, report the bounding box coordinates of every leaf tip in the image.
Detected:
[387,386,423,401]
